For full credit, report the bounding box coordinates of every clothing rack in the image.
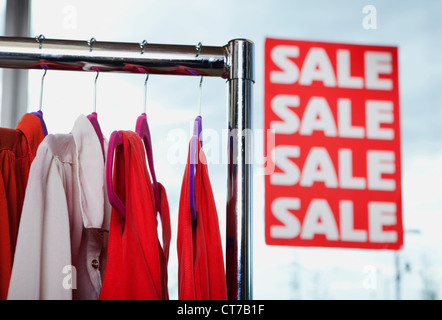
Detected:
[0,36,254,300]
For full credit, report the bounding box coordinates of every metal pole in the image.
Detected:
[394,229,421,300]
[226,39,254,300]
[395,250,401,300]
[0,37,228,78]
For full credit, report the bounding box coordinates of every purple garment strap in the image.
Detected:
[189,116,202,222]
[186,69,201,76]
[30,110,48,136]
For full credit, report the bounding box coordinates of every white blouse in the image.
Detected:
[7,114,111,300]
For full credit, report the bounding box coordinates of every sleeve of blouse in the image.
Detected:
[7,140,73,300]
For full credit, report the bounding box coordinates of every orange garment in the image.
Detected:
[0,113,45,300]
[177,137,227,300]
[99,131,171,300]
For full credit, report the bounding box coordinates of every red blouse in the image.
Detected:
[99,131,171,300]
[177,137,227,300]
[0,113,45,300]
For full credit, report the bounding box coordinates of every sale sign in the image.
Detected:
[264,38,403,250]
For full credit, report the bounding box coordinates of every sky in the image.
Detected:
[1,0,442,300]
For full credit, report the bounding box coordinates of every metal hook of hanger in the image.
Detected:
[143,73,149,114]
[35,34,47,110]
[39,69,47,111]
[88,37,99,112]
[197,75,203,116]
[195,42,203,115]
[140,40,149,113]
[93,70,99,113]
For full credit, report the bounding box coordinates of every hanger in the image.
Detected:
[86,37,105,159]
[106,130,126,217]
[30,34,49,136]
[189,73,204,222]
[135,40,161,214]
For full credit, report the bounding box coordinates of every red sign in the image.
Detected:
[264,38,403,249]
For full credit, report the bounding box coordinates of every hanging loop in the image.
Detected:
[35,34,45,49]
[140,40,148,55]
[195,42,202,57]
[88,37,96,52]
[88,37,99,112]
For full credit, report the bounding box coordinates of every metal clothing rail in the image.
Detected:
[0,36,254,300]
